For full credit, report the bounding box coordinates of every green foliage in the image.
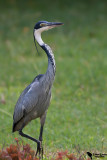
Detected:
[0,0,107,155]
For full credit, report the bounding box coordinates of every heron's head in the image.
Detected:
[34,21,63,46]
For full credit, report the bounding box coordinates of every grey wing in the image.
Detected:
[13,79,40,125]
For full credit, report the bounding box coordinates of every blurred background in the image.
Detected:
[0,0,107,153]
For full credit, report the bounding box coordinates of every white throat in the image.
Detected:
[34,29,44,46]
[34,26,52,46]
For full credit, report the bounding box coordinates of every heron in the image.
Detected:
[12,21,63,157]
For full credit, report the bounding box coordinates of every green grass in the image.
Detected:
[0,0,107,155]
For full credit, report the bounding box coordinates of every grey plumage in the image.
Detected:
[13,72,52,130]
[12,21,63,156]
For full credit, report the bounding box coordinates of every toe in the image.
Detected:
[35,141,43,158]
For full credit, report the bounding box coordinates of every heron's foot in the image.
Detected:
[36,141,43,159]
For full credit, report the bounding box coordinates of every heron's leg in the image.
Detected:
[19,129,41,157]
[36,125,44,157]
[36,111,47,158]
[39,125,43,141]
[38,125,44,158]
[19,129,40,144]
[39,111,47,142]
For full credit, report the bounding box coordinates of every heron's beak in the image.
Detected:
[47,22,64,28]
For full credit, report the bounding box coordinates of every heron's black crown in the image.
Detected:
[34,21,48,30]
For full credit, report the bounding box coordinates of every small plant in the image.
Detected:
[0,139,91,160]
[55,151,68,160]
[55,151,90,160]
[0,138,39,160]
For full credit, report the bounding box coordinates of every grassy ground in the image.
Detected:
[0,0,107,156]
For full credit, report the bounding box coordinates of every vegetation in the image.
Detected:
[0,139,91,160]
[0,0,107,159]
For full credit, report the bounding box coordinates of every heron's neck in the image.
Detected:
[34,29,56,83]
[41,44,56,80]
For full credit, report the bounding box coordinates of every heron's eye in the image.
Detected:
[40,23,47,27]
